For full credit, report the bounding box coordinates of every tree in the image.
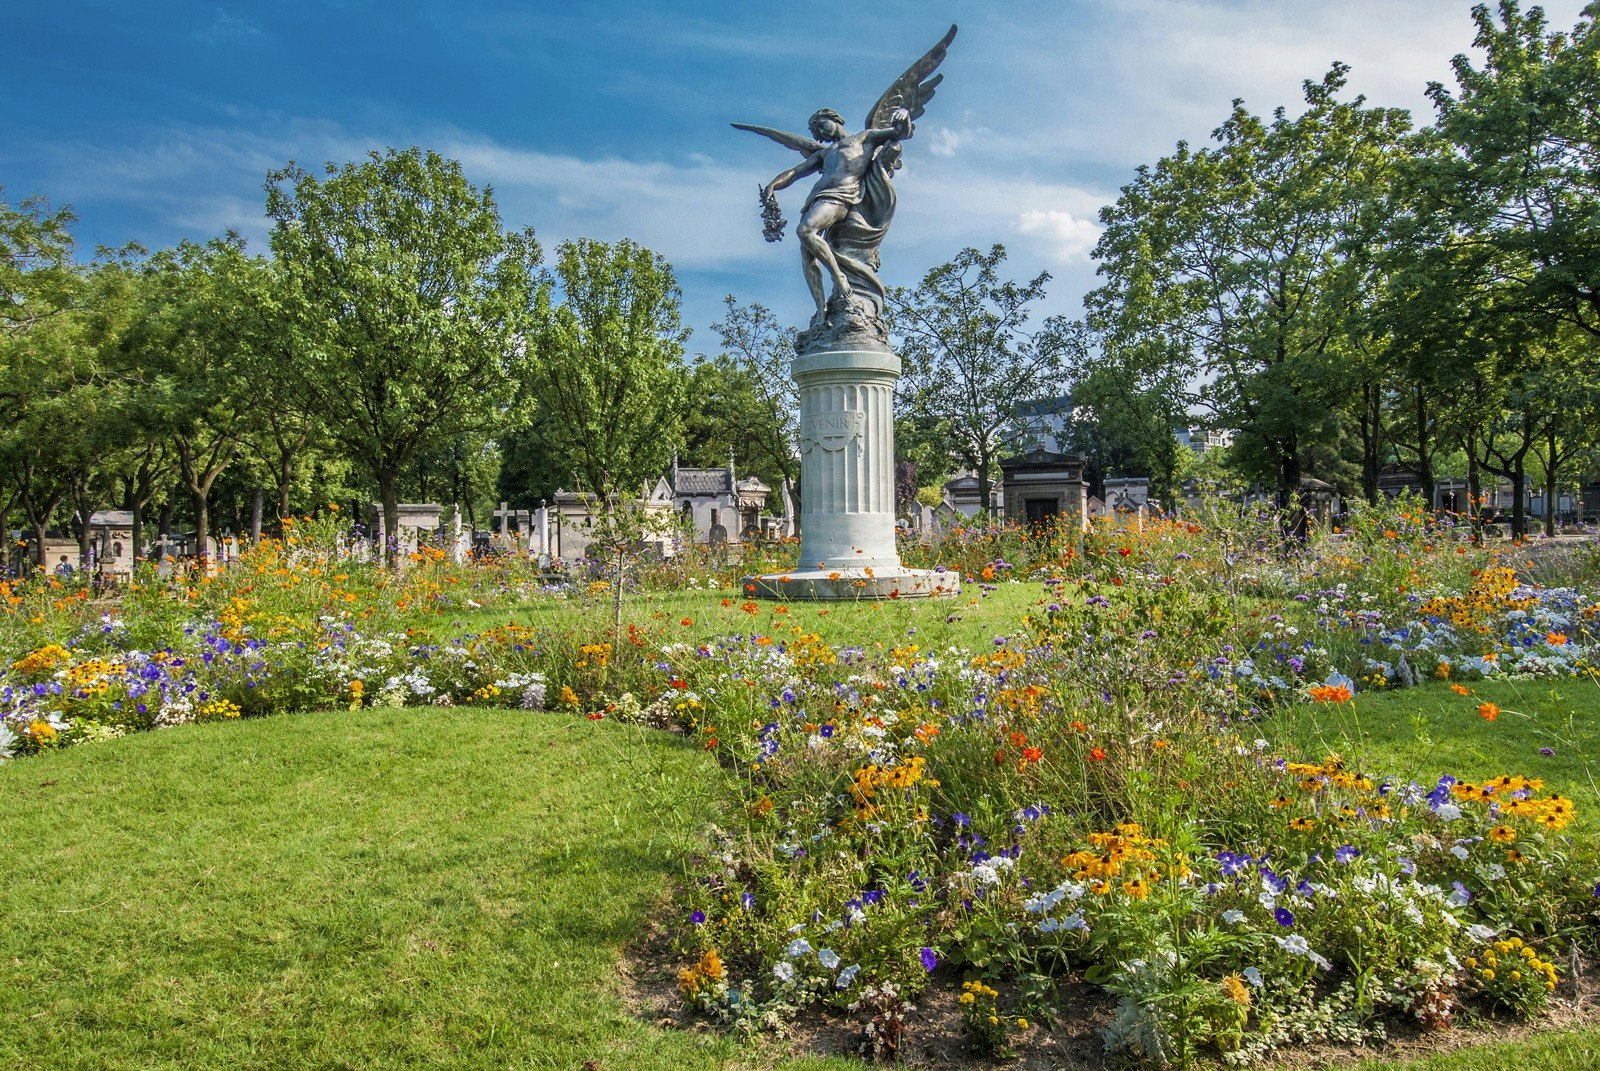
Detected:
[892,245,1079,510]
[523,237,688,499]
[266,147,541,558]
[709,297,801,519]
[1425,1,1600,339]
[1089,67,1413,504]
[0,189,79,418]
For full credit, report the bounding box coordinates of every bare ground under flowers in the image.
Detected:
[624,912,1600,1071]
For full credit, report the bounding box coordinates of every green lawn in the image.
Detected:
[1274,675,1600,823]
[0,708,831,1071]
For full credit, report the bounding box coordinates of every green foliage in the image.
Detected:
[892,245,1082,507]
[525,237,688,498]
[1090,66,1413,501]
[266,147,542,548]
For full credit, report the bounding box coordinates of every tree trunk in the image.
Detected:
[1277,437,1302,508]
[976,450,994,518]
[1510,451,1527,540]
[377,467,400,565]
[250,487,264,542]
[1359,381,1380,505]
[1466,428,1482,543]
[72,480,94,569]
[31,519,48,571]
[193,488,211,568]
[1410,384,1433,506]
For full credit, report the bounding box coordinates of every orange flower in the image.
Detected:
[1088,746,1107,762]
[1478,702,1500,722]
[1546,632,1568,646]
[1450,683,1470,696]
[680,617,693,626]
[1308,684,1353,703]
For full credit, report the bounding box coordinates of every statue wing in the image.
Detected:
[730,123,822,156]
[864,24,958,134]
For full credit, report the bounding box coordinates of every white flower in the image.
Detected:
[1436,802,1462,821]
[1482,863,1507,881]
[1275,934,1311,956]
[1466,923,1497,942]
[1450,845,1470,861]
[1222,909,1247,925]
[1308,951,1333,971]
[785,937,812,958]
[1242,967,1263,987]
[817,948,840,970]
[773,961,795,983]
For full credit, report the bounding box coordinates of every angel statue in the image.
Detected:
[734,25,956,351]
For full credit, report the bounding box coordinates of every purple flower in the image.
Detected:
[920,946,938,971]
[819,724,835,738]
[741,892,755,911]
[952,812,970,828]
[1540,747,1555,757]
[690,910,706,925]
[1334,844,1360,865]
[1274,907,1295,927]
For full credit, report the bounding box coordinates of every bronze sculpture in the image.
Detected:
[734,25,956,352]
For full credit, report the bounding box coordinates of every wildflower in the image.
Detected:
[1450,683,1470,696]
[773,961,794,983]
[837,963,861,988]
[1274,907,1296,927]
[690,910,706,925]
[1334,844,1360,864]
[920,947,938,971]
[1088,747,1107,762]
[1478,702,1500,722]
[1222,909,1247,925]
[818,948,841,970]
[1308,683,1352,703]
[1275,934,1310,955]
[1221,974,1252,1006]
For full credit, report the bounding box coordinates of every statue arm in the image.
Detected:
[864,108,913,147]
[765,151,824,195]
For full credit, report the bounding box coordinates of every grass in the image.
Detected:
[452,578,1044,651]
[0,707,825,1071]
[1274,675,1600,823]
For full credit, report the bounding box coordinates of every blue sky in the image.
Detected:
[5,1,1591,348]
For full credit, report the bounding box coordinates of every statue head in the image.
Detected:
[808,108,846,141]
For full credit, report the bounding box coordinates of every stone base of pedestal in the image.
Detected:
[742,566,960,602]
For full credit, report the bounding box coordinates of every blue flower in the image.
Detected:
[690,910,706,925]
[920,946,938,971]
[1334,844,1359,865]
[1274,907,1295,927]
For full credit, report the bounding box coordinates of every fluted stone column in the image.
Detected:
[745,347,958,600]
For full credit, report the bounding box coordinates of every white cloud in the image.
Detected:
[1015,209,1101,264]
[926,126,972,158]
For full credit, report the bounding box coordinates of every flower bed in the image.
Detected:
[1,501,1597,1067]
